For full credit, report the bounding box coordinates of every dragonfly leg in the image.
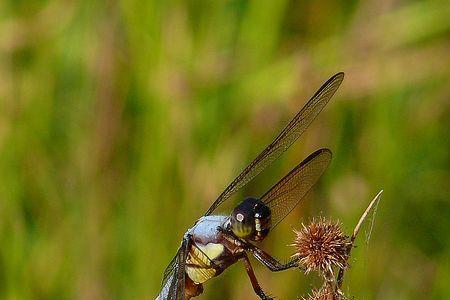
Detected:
[240,253,274,300]
[249,245,300,272]
[219,226,300,272]
[220,227,300,272]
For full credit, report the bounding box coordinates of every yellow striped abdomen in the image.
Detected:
[186,243,224,284]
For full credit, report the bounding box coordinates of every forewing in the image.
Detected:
[205,73,344,216]
[161,249,179,291]
[159,240,189,300]
[261,148,332,228]
[174,242,188,300]
[158,250,180,300]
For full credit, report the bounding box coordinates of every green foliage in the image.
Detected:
[0,0,449,299]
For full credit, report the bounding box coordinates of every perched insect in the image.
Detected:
[156,73,344,300]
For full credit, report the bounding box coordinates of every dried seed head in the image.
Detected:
[301,286,344,300]
[301,287,333,300]
[292,217,351,275]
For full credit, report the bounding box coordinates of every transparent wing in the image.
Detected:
[261,148,332,228]
[174,242,187,300]
[205,73,344,216]
[161,246,182,290]
[159,240,189,300]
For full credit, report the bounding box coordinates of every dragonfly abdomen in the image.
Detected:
[186,242,224,284]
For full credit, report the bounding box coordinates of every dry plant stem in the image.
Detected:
[336,190,383,288]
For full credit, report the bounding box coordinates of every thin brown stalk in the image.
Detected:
[336,190,383,288]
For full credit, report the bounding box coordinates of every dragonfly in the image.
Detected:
[156,72,344,300]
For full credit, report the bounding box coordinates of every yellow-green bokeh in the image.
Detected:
[1,0,449,299]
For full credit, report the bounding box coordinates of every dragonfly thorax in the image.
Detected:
[230,197,271,242]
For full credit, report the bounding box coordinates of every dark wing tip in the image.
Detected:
[312,72,345,90]
[325,72,344,88]
[333,72,345,81]
[300,148,332,167]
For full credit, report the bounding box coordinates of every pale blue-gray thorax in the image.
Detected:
[186,215,229,240]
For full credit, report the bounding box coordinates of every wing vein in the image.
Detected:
[261,148,332,228]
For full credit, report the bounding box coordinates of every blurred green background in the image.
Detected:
[1,0,449,299]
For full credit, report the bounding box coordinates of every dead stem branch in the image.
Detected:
[336,190,383,288]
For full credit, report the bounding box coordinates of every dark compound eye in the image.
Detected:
[229,197,271,240]
[254,203,271,220]
[252,200,271,241]
[230,198,257,238]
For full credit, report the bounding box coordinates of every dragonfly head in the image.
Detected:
[230,197,271,242]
